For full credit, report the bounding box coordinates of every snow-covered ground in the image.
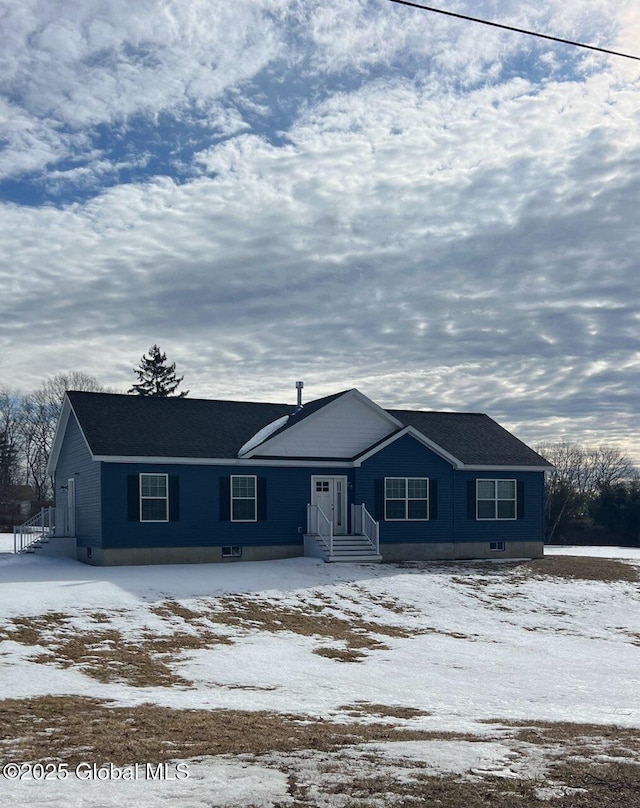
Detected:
[1,544,639,806]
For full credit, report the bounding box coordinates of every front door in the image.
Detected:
[311,476,347,535]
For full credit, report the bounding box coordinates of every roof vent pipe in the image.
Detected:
[295,381,304,412]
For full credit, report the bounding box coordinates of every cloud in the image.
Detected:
[0,0,282,182]
[1,0,640,462]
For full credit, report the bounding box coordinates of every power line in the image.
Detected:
[387,1,640,62]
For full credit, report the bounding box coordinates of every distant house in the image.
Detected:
[0,485,38,528]
[45,387,551,566]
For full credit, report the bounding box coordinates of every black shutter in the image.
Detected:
[219,477,231,521]
[429,479,438,520]
[257,477,267,521]
[467,480,476,520]
[517,480,524,520]
[169,476,179,521]
[374,479,385,521]
[127,475,139,521]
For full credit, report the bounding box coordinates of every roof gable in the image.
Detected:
[245,389,403,459]
[387,410,552,468]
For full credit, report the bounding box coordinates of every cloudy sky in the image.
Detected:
[1,0,639,460]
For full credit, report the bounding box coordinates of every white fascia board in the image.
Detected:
[46,396,71,475]
[242,388,404,459]
[457,465,551,472]
[92,455,354,468]
[47,395,97,476]
[91,454,549,471]
[354,426,463,468]
[347,389,405,429]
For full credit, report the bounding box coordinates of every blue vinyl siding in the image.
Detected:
[453,470,545,544]
[90,437,545,552]
[54,412,102,547]
[101,462,354,550]
[355,435,545,546]
[355,435,454,544]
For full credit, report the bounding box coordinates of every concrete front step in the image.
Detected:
[326,553,383,563]
[21,535,77,558]
[304,533,381,563]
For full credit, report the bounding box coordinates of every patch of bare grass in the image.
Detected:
[207,596,416,657]
[491,719,640,753]
[34,630,189,687]
[0,613,71,646]
[547,760,640,807]
[150,601,203,622]
[323,772,540,806]
[0,610,233,688]
[0,695,441,767]
[313,647,366,663]
[352,586,421,616]
[525,555,639,584]
[340,702,432,719]
[283,732,640,808]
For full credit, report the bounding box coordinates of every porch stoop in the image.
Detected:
[304,533,382,563]
[22,535,77,558]
[13,507,76,558]
[305,502,381,563]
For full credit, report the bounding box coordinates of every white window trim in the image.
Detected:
[139,472,169,523]
[384,477,429,521]
[490,541,506,552]
[476,479,517,521]
[222,546,242,558]
[230,474,257,523]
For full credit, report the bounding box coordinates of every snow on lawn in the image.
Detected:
[0,533,15,554]
[1,547,639,806]
[1,550,639,728]
[546,544,640,560]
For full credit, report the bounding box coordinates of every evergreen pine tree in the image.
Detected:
[128,345,189,397]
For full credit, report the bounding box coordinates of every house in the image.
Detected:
[45,386,552,566]
[0,485,38,529]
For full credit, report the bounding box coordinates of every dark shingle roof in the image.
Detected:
[68,391,293,458]
[388,410,551,467]
[66,390,551,467]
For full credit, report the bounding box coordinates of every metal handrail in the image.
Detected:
[351,503,379,553]
[307,503,334,556]
[13,507,56,554]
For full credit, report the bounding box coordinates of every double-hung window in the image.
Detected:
[140,473,169,522]
[476,479,516,520]
[385,478,429,520]
[231,475,257,522]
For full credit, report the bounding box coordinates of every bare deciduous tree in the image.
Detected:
[0,387,24,494]
[19,373,106,500]
[535,441,636,543]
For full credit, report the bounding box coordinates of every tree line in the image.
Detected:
[0,346,187,505]
[535,441,640,546]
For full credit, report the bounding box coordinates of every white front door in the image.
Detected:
[67,478,76,536]
[311,476,347,535]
